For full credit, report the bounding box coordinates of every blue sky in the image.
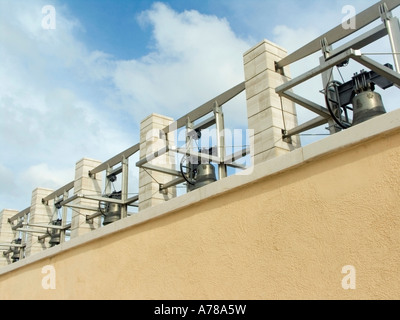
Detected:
[0,0,399,210]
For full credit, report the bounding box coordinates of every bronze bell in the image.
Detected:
[49,219,62,247]
[352,90,387,126]
[103,191,122,226]
[189,164,217,191]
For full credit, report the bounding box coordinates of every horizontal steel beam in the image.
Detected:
[78,194,124,205]
[59,194,79,206]
[224,147,251,164]
[8,207,30,223]
[42,181,75,203]
[38,234,50,242]
[89,143,140,176]
[192,116,216,132]
[352,53,400,86]
[276,0,400,69]
[126,195,139,205]
[107,166,123,178]
[142,163,182,177]
[2,249,12,256]
[0,244,26,248]
[276,49,358,94]
[175,147,222,164]
[326,24,388,60]
[162,82,246,134]
[16,228,48,234]
[280,91,331,118]
[283,116,329,138]
[159,177,186,191]
[11,220,24,231]
[136,146,170,168]
[24,223,71,230]
[226,162,247,170]
[65,204,99,212]
[86,211,103,222]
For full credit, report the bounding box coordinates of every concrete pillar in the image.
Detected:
[71,158,103,238]
[25,188,53,257]
[139,114,177,211]
[0,209,18,267]
[244,40,301,165]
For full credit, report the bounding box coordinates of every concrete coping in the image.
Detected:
[1,108,400,276]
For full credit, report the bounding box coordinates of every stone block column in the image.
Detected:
[139,114,177,211]
[25,188,54,257]
[0,209,18,266]
[244,40,301,165]
[71,158,103,239]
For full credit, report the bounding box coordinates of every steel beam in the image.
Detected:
[86,211,103,222]
[352,53,400,86]
[42,181,74,203]
[8,207,30,223]
[65,204,99,211]
[192,116,216,132]
[136,146,170,168]
[326,24,388,60]
[142,163,182,177]
[159,177,186,191]
[78,194,124,205]
[276,0,400,69]
[11,220,24,231]
[276,49,358,94]
[89,143,140,176]
[23,223,71,230]
[224,147,251,164]
[280,91,331,118]
[162,82,246,134]
[175,147,222,164]
[107,166,123,178]
[0,244,26,248]
[16,228,48,234]
[126,195,139,205]
[283,116,329,138]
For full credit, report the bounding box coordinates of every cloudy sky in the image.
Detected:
[1,0,399,211]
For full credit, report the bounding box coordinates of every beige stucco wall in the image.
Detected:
[1,110,400,300]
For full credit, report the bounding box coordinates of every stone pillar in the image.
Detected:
[71,158,103,238]
[139,114,177,211]
[0,209,18,266]
[244,40,301,165]
[25,188,53,257]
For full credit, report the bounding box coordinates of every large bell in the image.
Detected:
[103,203,121,225]
[352,90,386,126]
[189,164,217,191]
[49,219,62,247]
[103,191,122,226]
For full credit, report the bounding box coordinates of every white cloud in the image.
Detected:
[0,0,132,211]
[0,1,252,211]
[20,163,73,191]
[113,2,250,125]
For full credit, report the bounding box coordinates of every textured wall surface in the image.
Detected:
[0,124,399,300]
